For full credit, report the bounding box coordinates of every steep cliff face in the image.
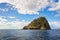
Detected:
[23,17,51,30]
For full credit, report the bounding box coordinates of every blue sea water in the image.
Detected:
[0,29,60,40]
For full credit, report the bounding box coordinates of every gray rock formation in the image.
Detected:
[23,17,51,30]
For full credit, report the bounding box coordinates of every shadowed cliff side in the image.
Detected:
[23,17,51,30]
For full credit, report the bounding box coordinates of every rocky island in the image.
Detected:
[23,17,51,30]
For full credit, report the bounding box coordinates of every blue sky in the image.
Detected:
[0,0,60,29]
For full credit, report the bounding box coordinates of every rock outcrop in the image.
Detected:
[23,17,51,30]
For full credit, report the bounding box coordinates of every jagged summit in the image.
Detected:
[23,17,51,30]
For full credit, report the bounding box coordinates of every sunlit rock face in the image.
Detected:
[23,17,51,30]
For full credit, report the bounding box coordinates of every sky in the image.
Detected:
[0,0,60,29]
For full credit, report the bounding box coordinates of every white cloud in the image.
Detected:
[0,16,30,29]
[11,20,30,29]
[53,22,60,28]
[0,16,7,22]
[1,0,60,15]
[0,0,49,14]
[54,13,60,17]
[8,16,16,18]
[0,8,8,12]
[48,0,60,11]
[54,11,60,17]
[48,0,60,16]
[49,22,60,29]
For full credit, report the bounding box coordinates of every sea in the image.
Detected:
[0,29,60,40]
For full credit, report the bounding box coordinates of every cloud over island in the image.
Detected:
[0,16,30,29]
[0,0,49,14]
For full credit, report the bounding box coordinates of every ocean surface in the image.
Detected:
[0,29,60,40]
